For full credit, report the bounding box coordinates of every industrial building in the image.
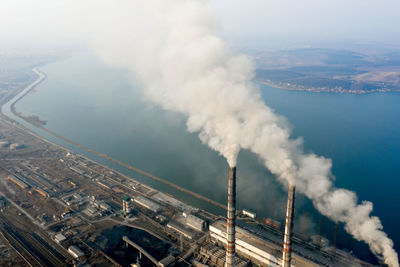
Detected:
[185,214,206,232]
[92,199,111,212]
[159,255,176,267]
[264,218,281,229]
[167,222,195,240]
[8,175,29,189]
[0,140,10,148]
[99,202,111,211]
[133,196,161,213]
[62,193,84,206]
[209,220,370,267]
[156,214,167,223]
[122,195,131,214]
[198,241,249,267]
[61,210,74,219]
[54,233,66,243]
[96,179,112,190]
[9,143,24,150]
[70,165,86,175]
[83,206,98,217]
[34,187,50,198]
[8,173,53,198]
[68,245,84,258]
[153,192,198,212]
[210,220,282,266]
[242,210,256,219]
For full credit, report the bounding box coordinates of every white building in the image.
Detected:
[186,214,205,232]
[122,196,131,214]
[242,209,256,219]
[68,245,84,258]
[209,220,368,267]
[167,222,195,240]
[210,220,282,267]
[54,233,66,243]
[134,196,161,213]
[99,202,111,211]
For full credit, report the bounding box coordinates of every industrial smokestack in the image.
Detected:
[282,184,295,267]
[226,166,236,267]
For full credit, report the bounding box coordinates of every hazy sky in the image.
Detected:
[210,0,400,42]
[1,0,400,50]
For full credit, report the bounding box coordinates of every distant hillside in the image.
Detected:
[253,48,400,93]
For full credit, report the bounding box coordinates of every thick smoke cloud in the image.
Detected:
[63,0,398,266]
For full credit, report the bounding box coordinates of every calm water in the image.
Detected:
[11,52,400,262]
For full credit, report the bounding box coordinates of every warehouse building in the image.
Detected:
[167,222,195,240]
[134,196,161,213]
[68,245,84,258]
[8,175,29,189]
[242,209,256,219]
[209,220,371,267]
[185,214,206,232]
[54,233,66,243]
[210,220,282,266]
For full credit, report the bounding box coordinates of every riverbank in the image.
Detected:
[1,67,227,213]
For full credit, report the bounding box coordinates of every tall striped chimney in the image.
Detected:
[226,166,236,267]
[282,184,295,267]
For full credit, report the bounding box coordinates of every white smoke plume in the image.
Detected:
[61,0,397,265]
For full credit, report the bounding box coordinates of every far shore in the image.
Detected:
[258,79,400,94]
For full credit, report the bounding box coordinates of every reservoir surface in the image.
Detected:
[11,52,400,262]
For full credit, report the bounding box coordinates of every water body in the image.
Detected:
[11,52,400,262]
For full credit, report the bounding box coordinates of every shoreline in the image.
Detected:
[258,80,400,94]
[9,68,47,115]
[1,67,227,212]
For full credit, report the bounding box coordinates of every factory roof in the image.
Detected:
[186,215,205,232]
[159,255,175,267]
[211,220,372,267]
[242,209,257,218]
[211,220,282,259]
[68,245,84,258]
[167,222,195,240]
[99,202,111,211]
[54,233,66,243]
[153,192,198,212]
[122,195,131,202]
[134,196,161,212]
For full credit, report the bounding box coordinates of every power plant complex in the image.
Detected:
[0,120,379,267]
[206,166,371,267]
[2,141,377,267]
[221,166,297,267]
